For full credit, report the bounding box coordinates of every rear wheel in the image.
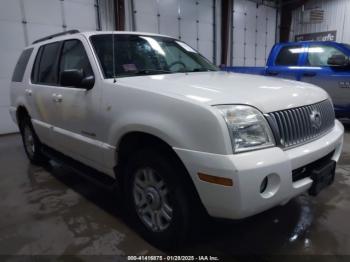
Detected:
[20,117,47,164]
[124,148,191,249]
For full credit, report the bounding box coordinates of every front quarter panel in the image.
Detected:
[100,81,233,168]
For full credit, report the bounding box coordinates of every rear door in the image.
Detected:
[266,43,306,80]
[300,43,350,113]
[30,41,62,147]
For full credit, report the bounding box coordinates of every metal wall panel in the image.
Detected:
[198,0,214,60]
[159,0,179,39]
[291,0,350,43]
[64,0,97,30]
[99,0,115,31]
[0,0,114,134]
[133,0,158,32]
[232,0,277,66]
[132,0,216,62]
[0,0,25,134]
[180,0,197,49]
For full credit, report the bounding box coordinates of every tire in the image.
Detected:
[19,117,48,165]
[124,148,191,250]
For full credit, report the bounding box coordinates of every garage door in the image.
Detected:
[0,0,102,135]
[131,0,216,63]
[232,0,276,66]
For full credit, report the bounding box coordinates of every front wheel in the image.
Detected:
[124,149,191,249]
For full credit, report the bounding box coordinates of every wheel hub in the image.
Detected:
[24,125,35,157]
[132,167,173,232]
[145,187,161,210]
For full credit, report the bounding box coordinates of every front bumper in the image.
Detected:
[174,120,344,220]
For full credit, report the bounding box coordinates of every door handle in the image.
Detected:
[56,94,63,103]
[52,93,63,103]
[267,71,279,76]
[52,93,57,102]
[303,71,316,77]
[25,89,32,96]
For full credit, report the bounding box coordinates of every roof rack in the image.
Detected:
[32,30,80,44]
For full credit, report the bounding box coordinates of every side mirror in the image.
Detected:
[80,75,95,90]
[327,54,349,67]
[60,69,95,90]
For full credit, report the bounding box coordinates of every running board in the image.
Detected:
[41,146,117,191]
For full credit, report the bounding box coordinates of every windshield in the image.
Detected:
[90,34,218,78]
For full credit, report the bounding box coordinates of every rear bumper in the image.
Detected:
[174,120,344,219]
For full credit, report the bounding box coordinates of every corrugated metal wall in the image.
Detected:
[125,0,219,64]
[290,0,350,43]
[0,0,114,135]
[231,0,277,66]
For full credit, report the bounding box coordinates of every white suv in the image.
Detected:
[10,30,344,248]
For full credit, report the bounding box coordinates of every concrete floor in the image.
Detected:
[1,128,350,258]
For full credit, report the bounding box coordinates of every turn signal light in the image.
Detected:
[198,173,233,187]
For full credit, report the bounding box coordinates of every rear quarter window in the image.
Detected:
[12,48,33,82]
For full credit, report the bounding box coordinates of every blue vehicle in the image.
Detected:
[226,41,350,118]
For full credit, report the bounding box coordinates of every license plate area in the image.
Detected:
[309,160,336,196]
[292,150,336,196]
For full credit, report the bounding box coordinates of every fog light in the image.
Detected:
[260,173,281,198]
[260,177,268,193]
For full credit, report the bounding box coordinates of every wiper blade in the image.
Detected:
[136,69,172,75]
[191,68,209,72]
[189,68,217,72]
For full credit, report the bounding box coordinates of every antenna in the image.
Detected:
[112,31,117,83]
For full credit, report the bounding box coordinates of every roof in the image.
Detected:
[83,30,174,39]
[29,30,175,47]
[278,40,341,45]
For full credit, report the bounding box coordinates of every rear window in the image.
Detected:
[32,42,60,85]
[12,48,33,82]
[275,45,302,66]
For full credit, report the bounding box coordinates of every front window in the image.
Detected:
[306,45,347,66]
[59,39,93,82]
[90,34,218,78]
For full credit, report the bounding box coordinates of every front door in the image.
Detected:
[52,38,104,169]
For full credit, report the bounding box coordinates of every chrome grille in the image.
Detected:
[268,99,335,148]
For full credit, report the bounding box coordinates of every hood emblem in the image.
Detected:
[310,110,322,129]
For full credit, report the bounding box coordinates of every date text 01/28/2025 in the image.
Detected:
[127,255,220,261]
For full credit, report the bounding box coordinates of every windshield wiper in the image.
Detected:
[136,69,173,75]
[189,68,217,72]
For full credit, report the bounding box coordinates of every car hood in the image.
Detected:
[118,71,329,113]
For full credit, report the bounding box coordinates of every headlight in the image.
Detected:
[214,105,275,153]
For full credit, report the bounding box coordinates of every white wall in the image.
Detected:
[0,0,114,135]
[126,0,219,64]
[290,0,350,43]
[231,0,277,67]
